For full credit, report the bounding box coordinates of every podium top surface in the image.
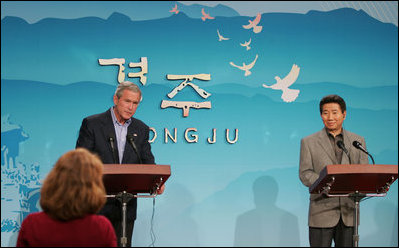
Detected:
[310,164,398,194]
[322,164,397,175]
[102,164,171,194]
[103,164,171,175]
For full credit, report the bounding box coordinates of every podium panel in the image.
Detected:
[102,164,171,194]
[310,164,398,194]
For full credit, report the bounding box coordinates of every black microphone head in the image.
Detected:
[127,133,133,141]
[337,140,349,155]
[336,140,345,149]
[352,140,361,149]
[352,140,374,163]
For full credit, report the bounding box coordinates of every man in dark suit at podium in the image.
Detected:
[299,95,369,247]
[76,81,155,247]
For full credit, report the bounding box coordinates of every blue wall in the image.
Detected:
[1,2,398,246]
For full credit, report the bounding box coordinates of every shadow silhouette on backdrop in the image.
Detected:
[234,175,300,246]
[133,183,199,247]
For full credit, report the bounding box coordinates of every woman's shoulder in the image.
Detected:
[83,215,116,244]
[20,212,52,228]
[24,211,47,221]
[84,214,113,226]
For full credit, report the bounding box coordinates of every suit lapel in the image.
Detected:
[122,118,137,163]
[126,119,136,139]
[101,109,120,163]
[317,129,337,164]
[342,130,352,164]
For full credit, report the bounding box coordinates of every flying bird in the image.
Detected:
[229,54,259,76]
[217,29,230,41]
[169,4,179,14]
[262,64,301,103]
[242,13,263,33]
[201,8,215,21]
[240,38,252,50]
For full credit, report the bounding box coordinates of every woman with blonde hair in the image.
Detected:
[17,148,116,247]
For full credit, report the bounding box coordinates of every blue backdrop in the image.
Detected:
[1,2,398,247]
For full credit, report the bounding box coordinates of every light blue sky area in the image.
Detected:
[1,1,398,26]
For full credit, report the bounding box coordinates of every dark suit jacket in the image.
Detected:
[299,128,369,228]
[76,108,155,220]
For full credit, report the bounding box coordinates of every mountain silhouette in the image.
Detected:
[1,2,239,24]
[1,8,397,88]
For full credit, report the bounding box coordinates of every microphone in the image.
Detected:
[337,140,351,164]
[109,135,118,164]
[127,134,142,164]
[353,141,375,164]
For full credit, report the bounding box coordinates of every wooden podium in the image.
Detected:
[102,164,171,247]
[310,164,398,247]
[103,164,171,196]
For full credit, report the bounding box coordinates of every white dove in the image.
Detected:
[169,3,179,14]
[217,29,230,41]
[240,38,251,50]
[201,8,215,21]
[242,13,263,33]
[230,54,259,76]
[262,64,301,103]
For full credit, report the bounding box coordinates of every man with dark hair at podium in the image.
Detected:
[76,81,155,247]
[299,94,369,247]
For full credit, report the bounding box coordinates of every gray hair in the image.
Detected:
[115,81,142,99]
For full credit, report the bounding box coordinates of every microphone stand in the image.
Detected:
[337,141,351,164]
[353,141,375,164]
[109,137,118,164]
[368,153,375,165]
[127,135,142,164]
[116,191,135,247]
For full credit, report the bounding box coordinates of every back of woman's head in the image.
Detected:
[40,148,106,221]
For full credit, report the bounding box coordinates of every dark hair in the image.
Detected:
[40,148,106,221]
[319,94,346,114]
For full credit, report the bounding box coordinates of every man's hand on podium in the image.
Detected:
[157,184,165,195]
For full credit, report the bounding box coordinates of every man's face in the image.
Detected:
[113,90,140,123]
[321,103,346,134]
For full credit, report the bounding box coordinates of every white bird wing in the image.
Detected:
[242,21,253,29]
[253,26,263,33]
[217,30,229,40]
[252,13,261,25]
[240,38,251,46]
[279,64,300,88]
[202,8,214,19]
[246,54,258,70]
[217,29,222,38]
[230,62,244,70]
